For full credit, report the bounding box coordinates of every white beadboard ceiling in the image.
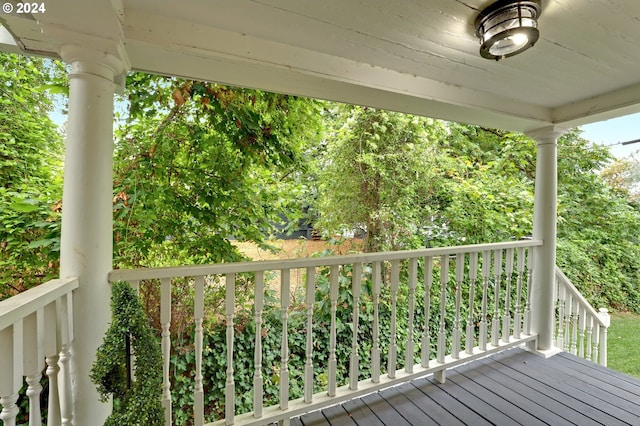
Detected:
[2,0,640,133]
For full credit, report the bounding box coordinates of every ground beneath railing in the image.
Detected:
[232,238,363,261]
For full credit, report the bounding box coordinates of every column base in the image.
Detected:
[525,340,562,359]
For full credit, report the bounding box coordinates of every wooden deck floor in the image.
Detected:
[291,348,640,426]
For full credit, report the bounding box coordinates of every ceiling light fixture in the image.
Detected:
[475,0,542,60]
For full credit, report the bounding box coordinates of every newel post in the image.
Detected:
[527,126,566,352]
[597,308,610,366]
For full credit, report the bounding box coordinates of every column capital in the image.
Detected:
[40,24,130,92]
[526,126,569,145]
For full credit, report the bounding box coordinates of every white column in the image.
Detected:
[58,46,125,424]
[528,127,565,351]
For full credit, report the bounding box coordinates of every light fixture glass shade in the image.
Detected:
[475,0,541,60]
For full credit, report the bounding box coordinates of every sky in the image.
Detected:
[580,112,640,160]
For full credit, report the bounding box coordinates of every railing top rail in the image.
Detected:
[555,266,607,328]
[109,239,542,282]
[0,276,79,332]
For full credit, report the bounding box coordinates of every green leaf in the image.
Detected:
[27,238,58,249]
[9,200,39,213]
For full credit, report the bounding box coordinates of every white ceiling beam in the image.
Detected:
[124,11,551,131]
[552,82,640,128]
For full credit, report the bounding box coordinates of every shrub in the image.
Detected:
[91,281,164,425]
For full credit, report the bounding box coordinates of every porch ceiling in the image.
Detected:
[2,0,640,133]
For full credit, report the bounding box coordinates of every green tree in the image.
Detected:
[0,53,64,299]
[316,106,447,252]
[600,154,640,205]
[555,132,640,311]
[113,74,324,267]
[436,125,534,244]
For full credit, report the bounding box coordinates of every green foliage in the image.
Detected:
[555,131,640,311]
[600,154,640,205]
[437,125,534,244]
[0,53,64,300]
[113,74,324,268]
[91,281,164,426]
[317,106,447,251]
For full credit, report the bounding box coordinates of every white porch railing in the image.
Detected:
[554,267,610,366]
[109,240,543,426]
[0,276,78,426]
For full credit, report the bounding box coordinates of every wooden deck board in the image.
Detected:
[409,378,494,426]
[494,350,639,425]
[395,382,467,426]
[377,384,445,425]
[320,404,357,426]
[359,393,413,426]
[473,355,602,425]
[524,354,640,424]
[341,398,386,426]
[453,359,560,425]
[298,408,330,426]
[291,348,640,425]
[422,375,523,425]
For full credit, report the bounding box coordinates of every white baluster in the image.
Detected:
[43,299,61,426]
[388,260,400,379]
[304,268,314,403]
[225,274,235,424]
[253,272,265,417]
[564,294,572,352]
[350,263,362,389]
[280,270,290,410]
[592,323,601,364]
[585,315,593,361]
[435,255,449,384]
[502,248,514,343]
[421,257,433,368]
[480,251,491,351]
[194,276,205,426]
[0,320,23,426]
[524,249,534,335]
[598,307,610,366]
[328,265,339,396]
[452,253,464,359]
[23,308,44,426]
[514,248,525,339]
[556,284,565,350]
[58,344,72,426]
[571,298,579,355]
[491,249,502,347]
[466,252,478,355]
[45,355,61,426]
[552,278,558,348]
[161,278,172,426]
[371,262,381,383]
[0,394,19,426]
[405,258,417,373]
[25,373,42,426]
[131,279,140,294]
[58,293,73,426]
[578,305,586,359]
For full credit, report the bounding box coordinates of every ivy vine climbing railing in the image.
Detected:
[109,240,544,426]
